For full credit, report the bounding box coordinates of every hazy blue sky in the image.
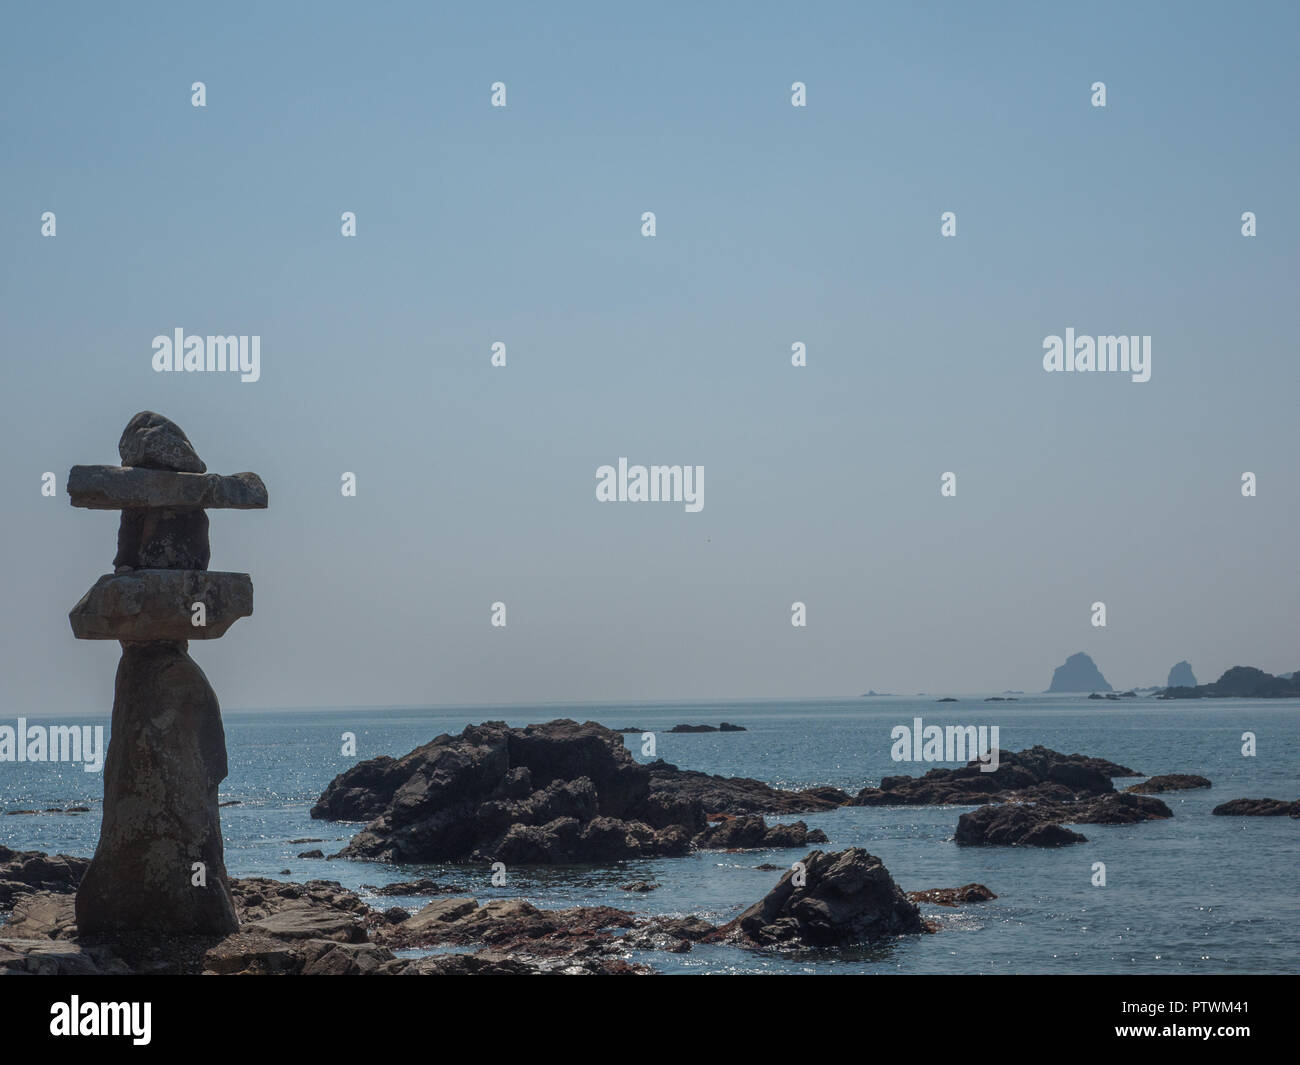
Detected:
[2,1,1297,713]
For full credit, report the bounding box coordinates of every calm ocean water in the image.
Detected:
[3,696,1297,974]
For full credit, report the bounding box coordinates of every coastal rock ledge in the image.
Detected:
[311,719,843,863]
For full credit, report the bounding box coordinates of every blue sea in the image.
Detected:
[3,696,1297,974]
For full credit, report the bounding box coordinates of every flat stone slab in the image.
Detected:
[69,570,253,640]
[0,938,134,975]
[68,465,267,510]
[242,906,367,943]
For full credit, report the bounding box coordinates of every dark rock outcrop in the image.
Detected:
[852,745,1138,807]
[1160,666,1300,699]
[1046,652,1111,693]
[311,719,841,864]
[0,866,666,975]
[955,805,1089,846]
[718,848,925,947]
[1212,798,1300,817]
[1167,661,1197,688]
[694,816,827,850]
[645,760,849,816]
[956,793,1172,846]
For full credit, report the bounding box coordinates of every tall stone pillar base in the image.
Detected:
[75,642,239,937]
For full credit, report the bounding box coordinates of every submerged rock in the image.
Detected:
[1212,798,1300,817]
[1125,774,1212,794]
[906,883,997,907]
[667,722,747,733]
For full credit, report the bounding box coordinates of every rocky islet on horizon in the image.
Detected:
[1046,652,1112,693]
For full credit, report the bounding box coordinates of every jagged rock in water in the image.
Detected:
[1125,774,1211,794]
[719,848,925,947]
[955,792,1172,846]
[311,719,839,864]
[694,816,827,849]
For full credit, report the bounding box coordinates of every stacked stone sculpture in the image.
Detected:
[68,412,267,936]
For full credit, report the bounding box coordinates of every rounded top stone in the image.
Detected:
[118,411,206,474]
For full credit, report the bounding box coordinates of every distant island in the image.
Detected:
[1046,652,1112,693]
[1167,660,1197,688]
[1160,665,1300,700]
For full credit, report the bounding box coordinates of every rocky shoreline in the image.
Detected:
[0,844,992,975]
